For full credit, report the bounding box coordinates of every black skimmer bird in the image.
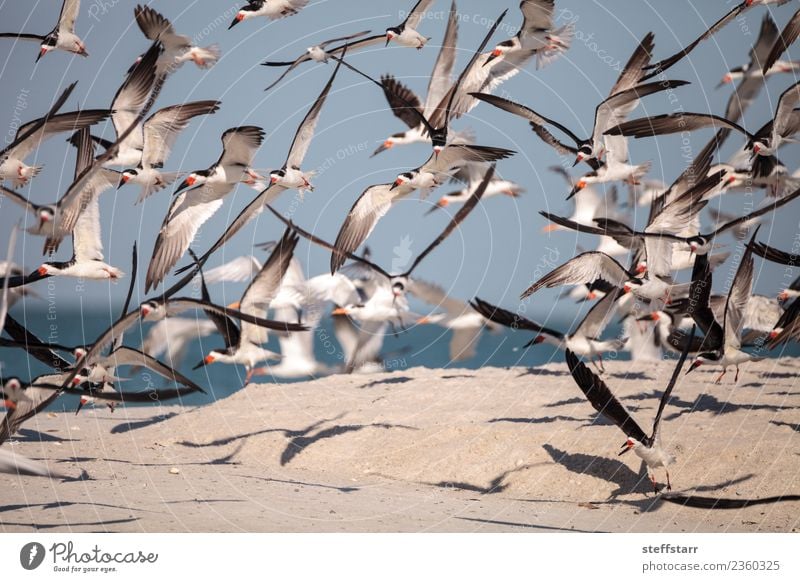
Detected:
[532,172,727,304]
[411,279,500,362]
[427,162,524,214]
[373,1,459,156]
[0,374,75,444]
[761,7,800,75]
[0,86,109,187]
[144,125,266,292]
[641,0,792,79]
[685,232,764,383]
[471,291,624,372]
[606,80,800,178]
[173,55,345,278]
[330,144,512,273]
[229,0,310,29]
[117,100,221,203]
[0,0,87,61]
[474,32,687,170]
[262,30,372,92]
[336,9,509,157]
[484,0,574,69]
[133,5,221,74]
[195,229,300,383]
[565,325,696,492]
[601,184,800,257]
[385,0,435,49]
[139,318,218,370]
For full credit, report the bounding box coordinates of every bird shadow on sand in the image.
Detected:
[1,517,139,530]
[12,429,78,443]
[488,415,584,425]
[545,396,585,408]
[663,394,799,420]
[178,414,347,449]
[235,473,360,493]
[280,422,417,466]
[759,371,800,379]
[359,376,412,389]
[542,444,652,497]
[609,371,652,381]
[423,462,543,495]
[110,412,180,434]
[441,374,475,380]
[516,368,567,378]
[770,420,800,433]
[0,499,154,515]
[454,516,604,533]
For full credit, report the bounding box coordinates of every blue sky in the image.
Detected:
[1,0,798,325]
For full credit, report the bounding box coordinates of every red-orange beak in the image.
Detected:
[204,355,215,364]
[37,266,48,276]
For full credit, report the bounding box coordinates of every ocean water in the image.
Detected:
[1,307,565,408]
[2,307,796,410]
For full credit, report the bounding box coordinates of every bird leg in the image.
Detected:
[650,473,658,494]
[735,365,740,384]
[665,470,672,492]
[597,353,606,374]
[714,369,726,384]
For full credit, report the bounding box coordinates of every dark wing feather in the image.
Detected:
[565,350,648,442]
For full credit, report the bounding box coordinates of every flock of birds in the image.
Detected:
[0,0,799,497]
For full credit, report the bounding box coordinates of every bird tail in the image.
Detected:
[536,24,574,69]
[12,164,42,188]
[191,45,221,68]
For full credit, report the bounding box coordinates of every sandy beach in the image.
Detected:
[1,357,799,533]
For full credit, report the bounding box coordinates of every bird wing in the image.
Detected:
[145,191,224,292]
[217,126,265,168]
[520,252,629,299]
[142,101,221,168]
[403,0,435,30]
[134,4,179,41]
[201,255,263,284]
[642,2,749,78]
[687,254,724,351]
[723,239,756,351]
[650,325,695,442]
[8,109,110,163]
[72,194,104,263]
[773,80,800,139]
[0,374,67,444]
[608,32,654,96]
[519,0,556,31]
[574,288,621,339]
[762,8,800,74]
[470,297,564,339]
[285,56,342,169]
[606,112,750,140]
[57,0,81,34]
[331,183,412,273]
[471,92,583,146]
[423,1,459,118]
[565,350,648,442]
[407,278,466,315]
[381,75,425,130]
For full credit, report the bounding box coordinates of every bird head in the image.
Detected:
[118,169,137,188]
[385,27,400,46]
[270,169,286,185]
[175,173,202,194]
[618,437,637,455]
[686,352,714,375]
[229,10,248,29]
[36,263,55,277]
[391,172,413,191]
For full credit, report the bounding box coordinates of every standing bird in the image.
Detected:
[229,0,310,29]
[145,126,265,292]
[0,0,87,61]
[565,325,695,493]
